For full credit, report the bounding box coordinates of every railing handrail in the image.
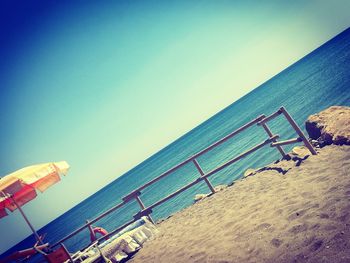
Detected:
[52,114,266,248]
[123,114,266,200]
[52,106,316,251]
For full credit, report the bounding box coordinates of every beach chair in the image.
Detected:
[77,216,158,262]
[34,243,74,263]
[0,243,50,263]
[44,244,73,263]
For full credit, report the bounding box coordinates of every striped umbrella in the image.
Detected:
[0,161,70,244]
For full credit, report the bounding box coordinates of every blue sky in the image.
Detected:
[0,0,350,253]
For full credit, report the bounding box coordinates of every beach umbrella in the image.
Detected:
[0,161,70,245]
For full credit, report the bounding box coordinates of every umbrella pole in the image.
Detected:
[11,197,44,245]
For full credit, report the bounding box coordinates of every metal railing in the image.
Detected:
[51,106,316,250]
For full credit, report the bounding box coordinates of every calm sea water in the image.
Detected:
[3,28,350,260]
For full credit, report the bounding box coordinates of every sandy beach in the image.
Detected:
[128,143,350,263]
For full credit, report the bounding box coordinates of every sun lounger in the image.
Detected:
[44,244,74,263]
[0,243,50,263]
[1,216,157,263]
[76,216,157,263]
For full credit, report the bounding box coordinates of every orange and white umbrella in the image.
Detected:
[0,161,69,244]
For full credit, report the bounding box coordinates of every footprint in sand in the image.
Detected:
[321,201,335,211]
[287,209,307,221]
[328,186,339,193]
[271,238,283,247]
[319,213,330,219]
[310,203,320,209]
[302,236,316,246]
[274,208,284,216]
[301,191,315,198]
[255,223,274,232]
[337,212,350,222]
[310,223,321,230]
[190,252,207,263]
[310,240,324,252]
[224,221,236,229]
[234,233,250,242]
[288,224,308,234]
[324,224,337,231]
[304,212,319,221]
[176,251,186,258]
[316,175,330,182]
[330,233,349,250]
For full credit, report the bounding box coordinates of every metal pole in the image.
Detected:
[86,220,95,241]
[135,195,155,224]
[260,123,287,158]
[193,159,215,194]
[135,195,145,209]
[280,107,317,155]
[271,137,302,147]
[11,196,44,245]
[257,109,282,125]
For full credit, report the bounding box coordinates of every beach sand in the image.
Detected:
[128,145,350,263]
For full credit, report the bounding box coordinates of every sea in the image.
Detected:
[2,28,350,261]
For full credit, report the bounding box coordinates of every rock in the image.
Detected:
[291,146,311,157]
[214,185,227,192]
[257,160,292,175]
[227,181,235,187]
[244,168,257,177]
[305,106,350,146]
[194,185,227,203]
[194,194,208,202]
[310,139,320,147]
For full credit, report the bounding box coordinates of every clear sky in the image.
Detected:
[0,0,349,254]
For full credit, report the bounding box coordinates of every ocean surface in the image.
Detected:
[3,28,350,260]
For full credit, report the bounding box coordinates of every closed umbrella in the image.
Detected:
[0,161,70,245]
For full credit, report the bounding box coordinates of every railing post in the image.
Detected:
[86,220,95,242]
[260,123,287,158]
[135,195,145,209]
[193,159,215,194]
[135,194,155,224]
[280,107,317,155]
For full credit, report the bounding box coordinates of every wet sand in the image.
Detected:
[129,145,350,263]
